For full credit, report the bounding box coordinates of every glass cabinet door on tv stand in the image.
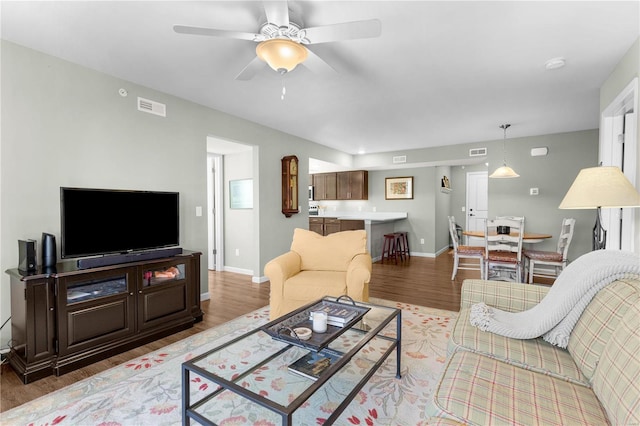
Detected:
[56,266,137,360]
[138,259,191,331]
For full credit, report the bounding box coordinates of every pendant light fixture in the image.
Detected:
[490,124,520,178]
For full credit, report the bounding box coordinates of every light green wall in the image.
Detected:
[600,38,639,112]
[435,166,452,252]
[368,167,437,254]
[487,130,598,261]
[224,150,254,272]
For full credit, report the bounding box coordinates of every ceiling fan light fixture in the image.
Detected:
[256,38,308,73]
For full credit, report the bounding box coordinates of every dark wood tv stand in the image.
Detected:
[5,250,203,384]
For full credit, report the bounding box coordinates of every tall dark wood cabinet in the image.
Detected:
[5,250,203,383]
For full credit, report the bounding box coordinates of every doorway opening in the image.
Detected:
[599,77,638,251]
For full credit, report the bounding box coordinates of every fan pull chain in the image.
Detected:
[281,75,286,101]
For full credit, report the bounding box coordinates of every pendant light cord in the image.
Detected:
[500,124,511,165]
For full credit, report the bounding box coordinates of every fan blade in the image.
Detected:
[263,1,290,27]
[303,19,381,44]
[235,56,267,80]
[173,25,259,42]
[302,48,337,76]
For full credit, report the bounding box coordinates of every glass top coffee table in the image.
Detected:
[182,296,401,425]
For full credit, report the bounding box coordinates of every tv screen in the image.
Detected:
[61,187,180,258]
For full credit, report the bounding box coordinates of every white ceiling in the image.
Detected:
[2,1,638,155]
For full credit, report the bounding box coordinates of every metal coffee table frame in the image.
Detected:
[182,297,401,425]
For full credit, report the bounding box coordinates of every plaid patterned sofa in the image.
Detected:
[426,276,640,425]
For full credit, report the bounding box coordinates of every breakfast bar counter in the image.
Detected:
[314,212,408,259]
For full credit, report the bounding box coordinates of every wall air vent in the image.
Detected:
[469,147,487,157]
[137,97,166,117]
[392,155,407,164]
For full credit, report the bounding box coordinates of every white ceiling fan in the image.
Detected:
[173,1,381,80]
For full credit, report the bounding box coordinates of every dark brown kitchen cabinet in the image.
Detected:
[324,218,341,235]
[312,171,368,200]
[313,173,337,200]
[5,250,202,383]
[309,217,324,235]
[309,217,364,235]
[337,171,368,200]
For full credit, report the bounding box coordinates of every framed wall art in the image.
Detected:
[229,178,253,209]
[385,176,413,200]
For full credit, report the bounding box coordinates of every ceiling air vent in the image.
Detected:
[137,97,166,117]
[469,147,487,157]
[392,155,407,164]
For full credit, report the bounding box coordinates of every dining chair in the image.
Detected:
[484,217,525,282]
[523,218,576,284]
[448,216,484,279]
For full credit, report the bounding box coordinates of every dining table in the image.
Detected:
[462,230,552,244]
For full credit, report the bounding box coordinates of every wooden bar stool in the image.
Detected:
[381,233,399,264]
[394,231,410,260]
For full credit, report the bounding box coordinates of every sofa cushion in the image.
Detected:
[450,307,588,385]
[591,301,640,425]
[291,228,367,272]
[283,270,347,301]
[427,350,609,426]
[568,277,640,381]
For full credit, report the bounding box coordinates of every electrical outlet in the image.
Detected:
[530,188,539,196]
[420,238,425,244]
[372,207,377,212]
[235,249,240,256]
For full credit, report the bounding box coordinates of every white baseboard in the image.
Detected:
[435,246,451,256]
[222,265,253,276]
[200,292,210,301]
[253,275,269,284]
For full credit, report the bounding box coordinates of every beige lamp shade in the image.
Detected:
[559,166,640,209]
[256,39,308,73]
[490,165,520,178]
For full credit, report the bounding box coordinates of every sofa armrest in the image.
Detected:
[346,252,372,301]
[460,279,550,312]
[264,251,302,294]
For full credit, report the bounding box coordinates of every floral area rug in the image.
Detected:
[1,298,456,426]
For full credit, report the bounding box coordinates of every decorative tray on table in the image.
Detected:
[262,297,370,352]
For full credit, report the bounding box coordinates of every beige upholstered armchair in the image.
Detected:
[265,228,372,320]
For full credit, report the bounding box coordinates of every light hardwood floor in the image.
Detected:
[1,251,477,411]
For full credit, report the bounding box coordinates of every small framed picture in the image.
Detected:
[441,175,450,189]
[385,176,413,200]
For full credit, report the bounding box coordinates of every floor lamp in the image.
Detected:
[559,166,640,250]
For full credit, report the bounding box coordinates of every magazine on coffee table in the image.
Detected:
[288,350,342,381]
[262,298,370,352]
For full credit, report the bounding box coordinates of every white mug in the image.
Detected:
[311,311,328,333]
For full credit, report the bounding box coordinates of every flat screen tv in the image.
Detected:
[61,187,180,259]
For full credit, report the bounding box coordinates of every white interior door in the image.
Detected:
[207,154,224,270]
[466,171,488,245]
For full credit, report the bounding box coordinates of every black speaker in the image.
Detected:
[42,233,57,268]
[18,239,37,272]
